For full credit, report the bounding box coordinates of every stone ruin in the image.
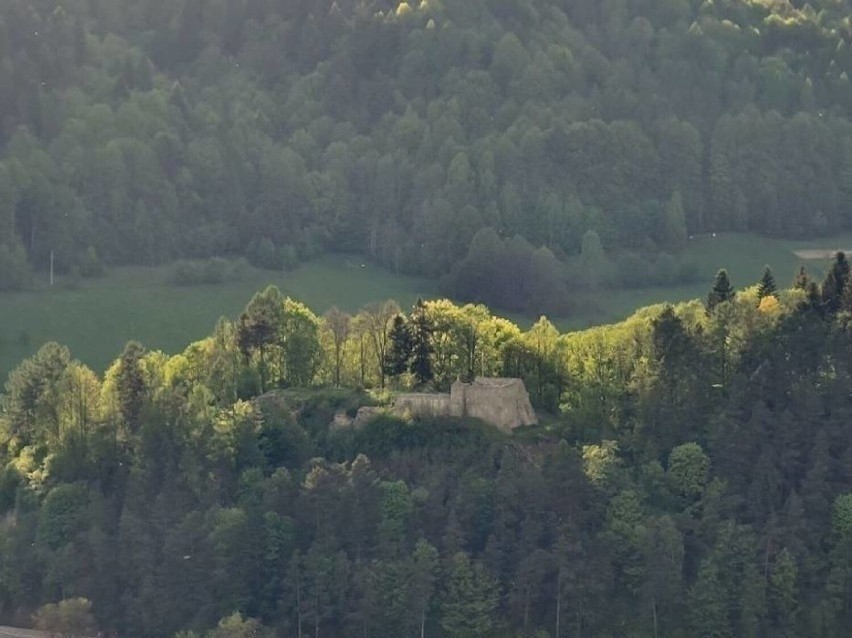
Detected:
[351,377,538,433]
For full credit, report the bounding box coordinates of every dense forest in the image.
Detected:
[2,259,852,637]
[3,0,852,311]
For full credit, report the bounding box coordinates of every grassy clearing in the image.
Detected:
[0,255,437,380]
[1,232,849,379]
[564,231,852,329]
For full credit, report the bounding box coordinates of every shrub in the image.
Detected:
[79,246,105,278]
[170,257,244,286]
[0,241,32,291]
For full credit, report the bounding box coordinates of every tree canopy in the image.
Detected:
[1,265,852,636]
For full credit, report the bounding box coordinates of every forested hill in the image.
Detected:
[2,260,852,636]
[3,0,852,296]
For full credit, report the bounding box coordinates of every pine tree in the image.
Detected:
[384,315,413,380]
[841,277,852,312]
[757,265,777,300]
[440,553,499,638]
[408,299,434,385]
[688,559,731,638]
[793,265,810,291]
[706,269,735,312]
[117,341,146,434]
[821,251,850,314]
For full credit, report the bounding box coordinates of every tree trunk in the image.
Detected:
[555,569,561,638]
[295,563,302,638]
[652,599,658,638]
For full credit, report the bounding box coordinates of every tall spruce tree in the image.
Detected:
[117,341,146,434]
[841,277,852,313]
[408,299,434,385]
[384,315,413,380]
[757,265,777,300]
[821,251,850,314]
[707,269,735,312]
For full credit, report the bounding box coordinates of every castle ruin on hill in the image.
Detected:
[388,377,538,433]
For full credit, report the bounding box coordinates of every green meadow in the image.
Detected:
[1,232,850,379]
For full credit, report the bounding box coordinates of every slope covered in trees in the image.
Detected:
[3,0,852,310]
[2,260,852,636]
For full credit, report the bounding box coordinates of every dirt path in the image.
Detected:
[793,249,852,259]
[0,627,50,638]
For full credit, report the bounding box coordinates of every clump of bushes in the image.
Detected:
[247,238,299,271]
[615,251,702,289]
[169,257,248,286]
[0,241,32,291]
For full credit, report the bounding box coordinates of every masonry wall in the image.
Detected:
[393,393,452,419]
[390,378,538,433]
[452,378,537,433]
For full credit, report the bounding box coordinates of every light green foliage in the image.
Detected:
[688,559,731,638]
[207,613,266,638]
[32,597,97,638]
[3,279,852,638]
[36,484,88,550]
[279,298,322,387]
[582,440,622,490]
[378,480,414,549]
[832,493,852,538]
[667,443,711,499]
[440,553,499,638]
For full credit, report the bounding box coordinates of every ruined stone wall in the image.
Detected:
[393,393,452,419]
[452,377,537,433]
[381,378,537,433]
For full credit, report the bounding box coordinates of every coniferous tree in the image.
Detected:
[840,277,852,313]
[821,251,850,314]
[706,269,735,312]
[793,265,811,291]
[384,315,412,380]
[440,553,499,638]
[757,265,777,300]
[116,341,146,434]
[408,299,434,385]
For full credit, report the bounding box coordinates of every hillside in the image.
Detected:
[2,258,852,636]
[3,0,852,313]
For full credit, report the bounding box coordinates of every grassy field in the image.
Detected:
[0,255,437,380]
[1,232,850,379]
[570,231,852,328]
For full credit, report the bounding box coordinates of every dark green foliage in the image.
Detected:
[707,269,735,312]
[446,229,569,314]
[236,287,283,393]
[79,246,105,279]
[116,341,146,434]
[4,283,852,637]
[821,251,850,314]
[383,315,412,380]
[2,341,70,443]
[758,265,777,300]
[793,265,811,291]
[2,0,852,316]
[170,258,246,286]
[408,299,434,385]
[0,241,32,290]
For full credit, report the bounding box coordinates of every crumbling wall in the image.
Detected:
[360,378,539,433]
[394,393,452,419]
[455,377,537,433]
